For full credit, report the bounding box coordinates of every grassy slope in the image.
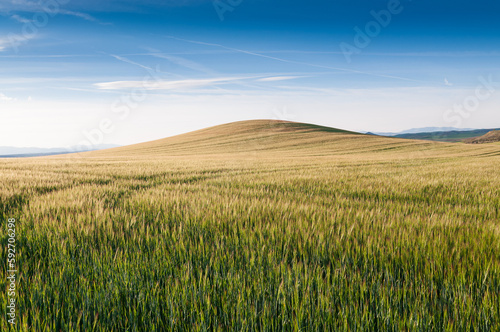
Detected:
[1,120,500,331]
[465,130,500,144]
[393,128,500,142]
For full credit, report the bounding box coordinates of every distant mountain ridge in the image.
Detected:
[389,128,500,142]
[0,144,120,158]
[372,127,476,136]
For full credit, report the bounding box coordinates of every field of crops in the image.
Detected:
[1,120,500,331]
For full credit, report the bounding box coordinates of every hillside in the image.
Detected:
[392,128,500,142]
[87,120,490,159]
[92,120,361,156]
[464,130,500,144]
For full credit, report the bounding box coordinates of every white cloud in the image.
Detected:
[0,93,16,102]
[2,1,105,24]
[0,39,9,52]
[10,14,32,23]
[94,76,260,90]
[58,9,98,22]
[0,35,35,52]
[58,10,110,25]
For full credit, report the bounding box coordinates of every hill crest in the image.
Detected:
[464,130,500,144]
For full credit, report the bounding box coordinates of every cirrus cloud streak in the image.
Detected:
[94,75,304,91]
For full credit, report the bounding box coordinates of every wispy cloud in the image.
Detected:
[361,51,500,57]
[3,1,107,24]
[109,54,154,71]
[58,9,111,25]
[144,50,268,93]
[163,35,428,84]
[58,9,98,22]
[148,52,215,75]
[235,50,500,58]
[0,54,100,58]
[0,35,35,52]
[94,76,261,91]
[10,14,32,23]
[257,76,304,82]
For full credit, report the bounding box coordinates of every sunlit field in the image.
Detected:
[1,121,500,331]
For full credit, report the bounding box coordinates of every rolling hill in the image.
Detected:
[86,120,497,159]
[464,130,500,144]
[91,119,364,156]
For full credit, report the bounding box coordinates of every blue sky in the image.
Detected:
[1,0,499,148]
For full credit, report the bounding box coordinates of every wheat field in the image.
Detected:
[1,120,500,331]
